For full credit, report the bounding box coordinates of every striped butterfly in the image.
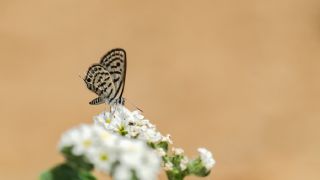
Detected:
[83,48,126,106]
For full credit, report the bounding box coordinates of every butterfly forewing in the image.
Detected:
[100,48,127,103]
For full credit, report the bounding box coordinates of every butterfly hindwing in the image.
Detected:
[84,64,116,103]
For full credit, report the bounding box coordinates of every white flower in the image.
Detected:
[180,156,189,171]
[59,123,161,179]
[156,148,166,157]
[198,148,215,170]
[140,128,162,143]
[172,147,184,156]
[87,146,116,173]
[131,110,144,120]
[126,125,140,137]
[136,151,161,180]
[95,127,117,147]
[164,161,173,171]
[117,139,160,179]
[58,129,76,149]
[162,134,173,144]
[117,139,146,168]
[94,105,170,144]
[93,111,112,128]
[113,165,132,180]
[59,124,97,156]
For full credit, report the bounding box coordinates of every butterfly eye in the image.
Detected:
[98,67,102,70]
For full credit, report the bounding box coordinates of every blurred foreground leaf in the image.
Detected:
[61,146,94,171]
[40,163,96,180]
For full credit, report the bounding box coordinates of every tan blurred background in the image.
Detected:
[1,0,320,179]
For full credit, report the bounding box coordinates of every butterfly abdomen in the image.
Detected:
[89,97,105,105]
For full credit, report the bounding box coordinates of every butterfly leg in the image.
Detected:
[105,102,109,113]
[110,105,117,121]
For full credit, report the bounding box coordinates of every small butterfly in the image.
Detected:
[83,48,126,106]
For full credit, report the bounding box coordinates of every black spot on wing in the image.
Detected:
[99,82,106,87]
[113,77,120,83]
[110,71,121,75]
[106,89,113,99]
[102,58,124,67]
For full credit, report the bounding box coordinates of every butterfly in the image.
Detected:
[83,48,126,106]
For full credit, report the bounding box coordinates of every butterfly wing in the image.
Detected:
[100,48,126,103]
[84,64,116,104]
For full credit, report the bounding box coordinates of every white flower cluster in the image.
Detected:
[166,147,215,173]
[94,105,172,144]
[172,147,189,170]
[56,105,215,180]
[58,124,161,180]
[198,148,216,171]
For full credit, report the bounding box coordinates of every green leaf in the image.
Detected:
[147,142,156,149]
[155,141,169,152]
[166,168,185,180]
[187,158,210,177]
[61,146,94,171]
[131,170,139,180]
[39,170,52,180]
[39,163,96,180]
[79,171,97,180]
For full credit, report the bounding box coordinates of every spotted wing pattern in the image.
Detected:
[100,48,126,103]
[84,64,116,105]
[84,48,126,105]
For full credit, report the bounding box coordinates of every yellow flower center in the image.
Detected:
[82,139,92,148]
[100,153,108,161]
[105,118,111,124]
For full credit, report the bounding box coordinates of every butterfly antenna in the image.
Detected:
[78,74,85,81]
[125,98,143,112]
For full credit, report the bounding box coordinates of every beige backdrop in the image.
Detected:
[1,0,320,180]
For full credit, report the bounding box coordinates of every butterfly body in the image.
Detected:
[84,48,127,106]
